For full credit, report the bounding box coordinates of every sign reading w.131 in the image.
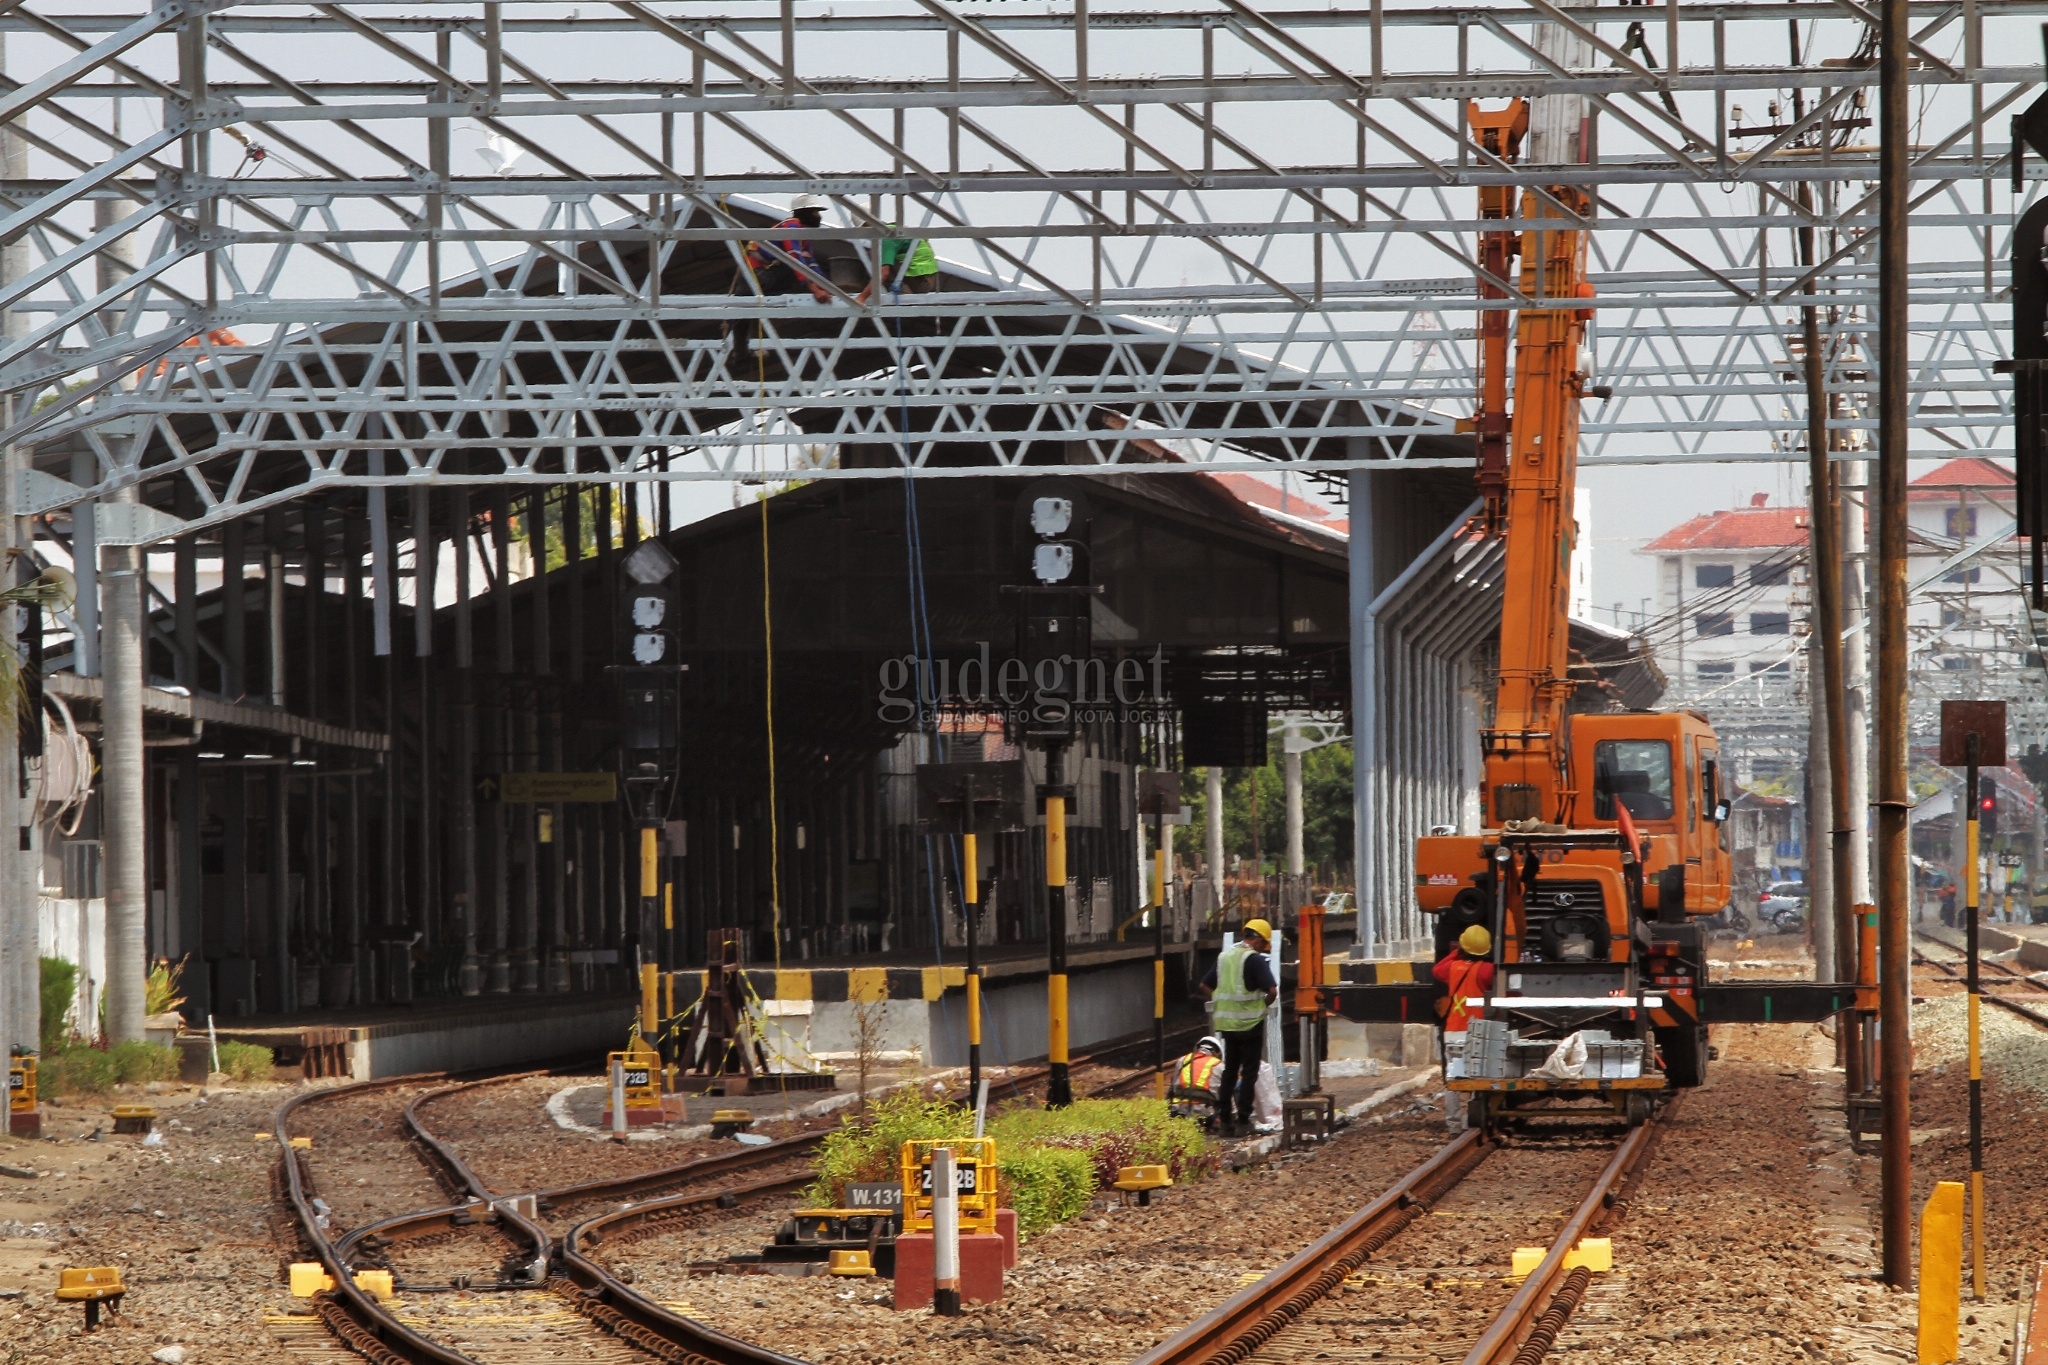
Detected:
[475,772,618,804]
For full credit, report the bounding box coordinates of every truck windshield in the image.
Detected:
[1593,740,1675,820]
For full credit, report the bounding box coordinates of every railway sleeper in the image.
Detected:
[548,1276,719,1365]
[313,1294,415,1365]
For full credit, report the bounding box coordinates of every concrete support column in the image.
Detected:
[101,509,147,1042]
[1807,664,1837,976]
[1347,465,1377,956]
[2,53,32,1054]
[1283,729,1304,878]
[1204,767,1224,908]
[1843,460,1873,905]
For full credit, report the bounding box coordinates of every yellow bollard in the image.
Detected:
[1918,1180,1965,1364]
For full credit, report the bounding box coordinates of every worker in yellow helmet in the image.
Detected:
[1434,923,1496,1133]
[1197,918,1276,1137]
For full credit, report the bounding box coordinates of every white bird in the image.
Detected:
[476,129,525,177]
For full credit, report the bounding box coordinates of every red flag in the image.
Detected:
[1615,798,1641,863]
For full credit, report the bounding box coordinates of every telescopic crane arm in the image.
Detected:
[1467,100,1596,828]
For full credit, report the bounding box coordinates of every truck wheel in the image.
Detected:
[1624,1091,1653,1127]
[1654,1023,1709,1088]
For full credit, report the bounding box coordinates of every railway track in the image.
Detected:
[1913,935,2048,1030]
[273,1027,1209,1364]
[1133,1102,1672,1365]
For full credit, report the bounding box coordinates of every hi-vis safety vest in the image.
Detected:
[1173,1051,1222,1096]
[1212,943,1267,1033]
[1441,957,1488,1033]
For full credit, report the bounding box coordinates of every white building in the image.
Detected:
[1639,491,1811,693]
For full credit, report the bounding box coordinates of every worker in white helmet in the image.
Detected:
[744,194,832,301]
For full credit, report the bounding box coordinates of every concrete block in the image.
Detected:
[995,1208,1017,1267]
[1399,1024,1439,1068]
[892,1232,1006,1309]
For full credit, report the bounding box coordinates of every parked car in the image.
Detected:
[1758,881,1808,933]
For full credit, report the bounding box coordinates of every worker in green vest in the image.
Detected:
[858,225,939,304]
[1197,919,1277,1137]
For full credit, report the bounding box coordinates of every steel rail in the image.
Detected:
[1458,1109,1668,1365]
[271,1074,479,1365]
[1130,1128,1493,1365]
[1913,940,2048,1030]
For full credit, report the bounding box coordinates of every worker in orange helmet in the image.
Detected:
[1433,923,1496,1133]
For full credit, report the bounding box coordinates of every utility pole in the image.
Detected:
[1938,701,2003,1303]
[1800,176,1853,1001]
[1874,0,1913,1288]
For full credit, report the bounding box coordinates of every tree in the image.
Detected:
[1177,745,1354,879]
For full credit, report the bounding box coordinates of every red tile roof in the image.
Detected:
[1641,504,1810,552]
[1908,456,2015,501]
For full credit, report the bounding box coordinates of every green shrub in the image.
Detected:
[41,1046,116,1097]
[109,1040,178,1085]
[38,958,76,1053]
[803,1091,1211,1238]
[994,1143,1095,1234]
[215,1040,274,1083]
[805,1091,968,1205]
[989,1098,1215,1186]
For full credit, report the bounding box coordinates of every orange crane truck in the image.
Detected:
[1325,101,1850,1126]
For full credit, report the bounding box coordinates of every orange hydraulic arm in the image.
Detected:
[1468,102,1596,827]
[1469,101,1527,537]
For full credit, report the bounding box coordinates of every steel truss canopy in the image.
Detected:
[1,0,2041,535]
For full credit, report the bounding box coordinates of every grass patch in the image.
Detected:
[40,1040,178,1097]
[988,1098,1215,1187]
[39,957,76,1053]
[214,1040,274,1083]
[804,1091,1210,1237]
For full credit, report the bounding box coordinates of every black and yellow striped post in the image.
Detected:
[1964,740,1984,1300]
[640,822,661,1046]
[1152,816,1167,1101]
[1045,744,1072,1109]
[964,828,983,1098]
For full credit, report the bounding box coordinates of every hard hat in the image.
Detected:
[1195,1034,1224,1057]
[1241,918,1274,942]
[789,194,828,213]
[1459,924,1492,956]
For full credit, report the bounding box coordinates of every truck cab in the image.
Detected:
[1566,710,1732,919]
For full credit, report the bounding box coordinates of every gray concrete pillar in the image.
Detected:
[1347,465,1376,956]
[1205,767,1224,907]
[101,508,148,1042]
[1283,725,1305,878]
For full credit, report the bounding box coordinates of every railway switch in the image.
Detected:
[54,1267,124,1330]
[901,1138,997,1235]
[710,1108,752,1139]
[111,1105,156,1135]
[1113,1164,1173,1207]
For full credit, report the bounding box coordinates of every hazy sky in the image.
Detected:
[1581,460,1818,632]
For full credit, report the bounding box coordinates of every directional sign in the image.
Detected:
[477,772,618,804]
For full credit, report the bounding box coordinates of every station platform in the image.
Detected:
[669,939,1199,1069]
[202,990,639,1081]
[1921,917,2048,971]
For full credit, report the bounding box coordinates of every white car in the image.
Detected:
[1757,881,1808,931]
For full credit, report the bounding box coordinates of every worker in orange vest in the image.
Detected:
[1433,924,1496,1132]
